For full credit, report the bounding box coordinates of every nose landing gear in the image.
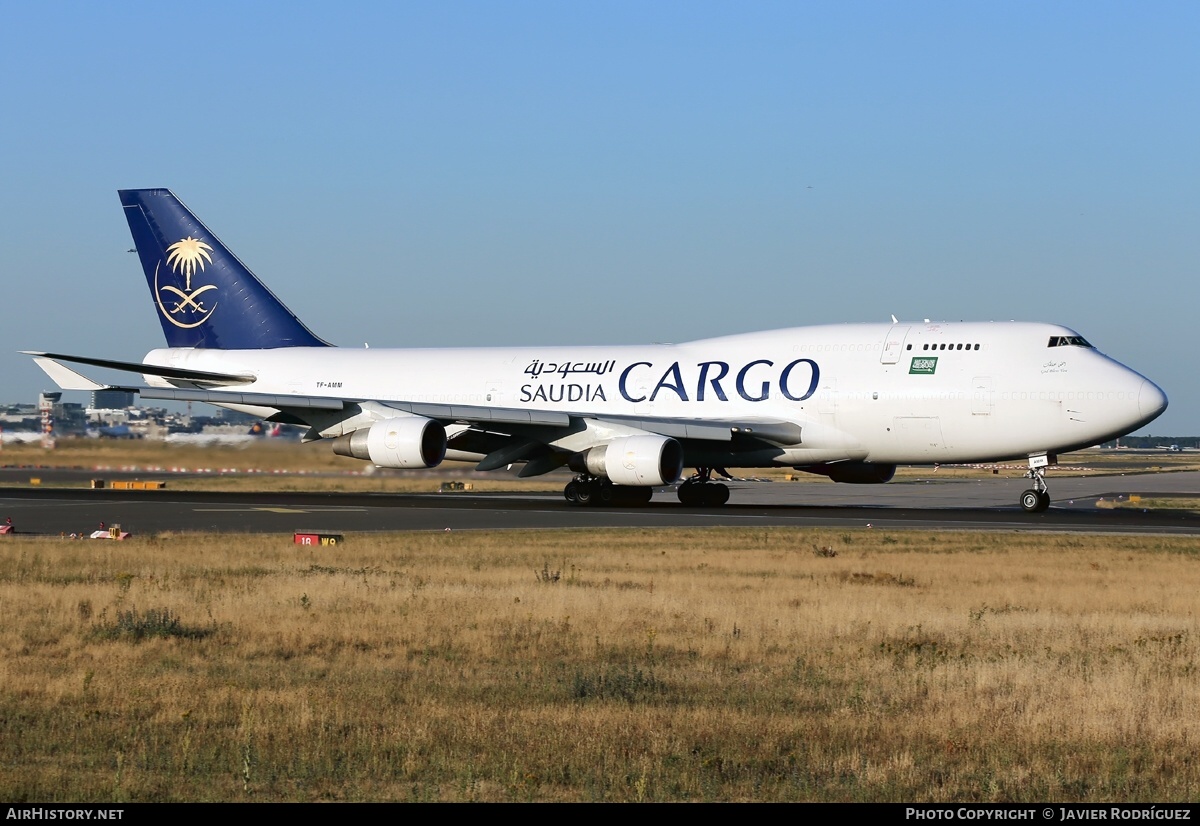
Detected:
[1019,454,1055,513]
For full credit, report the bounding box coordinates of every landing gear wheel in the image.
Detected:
[607,485,654,506]
[598,480,616,506]
[677,481,702,506]
[1020,489,1050,513]
[575,481,595,506]
[1020,489,1042,513]
[702,483,730,507]
[678,474,730,507]
[565,475,653,507]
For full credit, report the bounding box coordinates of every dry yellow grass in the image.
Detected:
[2,438,565,493]
[1,527,1198,801]
[3,437,346,472]
[1108,498,1200,513]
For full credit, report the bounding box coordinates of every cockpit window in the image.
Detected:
[1047,336,1093,348]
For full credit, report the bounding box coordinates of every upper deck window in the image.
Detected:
[1047,336,1093,348]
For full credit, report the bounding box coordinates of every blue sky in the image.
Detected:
[1,2,1195,435]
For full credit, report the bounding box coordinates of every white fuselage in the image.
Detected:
[143,321,1165,468]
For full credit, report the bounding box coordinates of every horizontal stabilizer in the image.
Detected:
[32,358,109,392]
[21,352,255,386]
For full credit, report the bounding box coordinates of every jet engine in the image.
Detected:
[577,435,684,486]
[331,417,447,468]
[798,461,896,484]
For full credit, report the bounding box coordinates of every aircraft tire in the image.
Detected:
[1020,489,1042,512]
[598,481,617,506]
[677,482,700,506]
[612,486,654,506]
[575,482,596,506]
[1038,491,1051,512]
[564,480,580,504]
[703,483,730,507]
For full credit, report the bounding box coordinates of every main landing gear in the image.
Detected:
[564,475,654,507]
[677,467,731,507]
[1019,454,1054,513]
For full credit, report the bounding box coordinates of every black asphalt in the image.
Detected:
[1,485,1196,536]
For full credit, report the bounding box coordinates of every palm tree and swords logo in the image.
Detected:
[154,236,218,328]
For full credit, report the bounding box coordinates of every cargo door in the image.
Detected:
[893,416,945,458]
[881,326,911,364]
[971,376,993,416]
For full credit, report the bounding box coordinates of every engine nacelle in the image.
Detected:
[797,461,896,484]
[331,417,447,468]
[580,435,684,486]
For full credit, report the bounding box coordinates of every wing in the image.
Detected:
[29,355,804,477]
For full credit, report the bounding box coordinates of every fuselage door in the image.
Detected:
[881,326,910,364]
[971,376,994,416]
[893,416,945,457]
[817,378,838,426]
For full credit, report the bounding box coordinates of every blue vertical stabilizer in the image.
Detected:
[119,189,328,349]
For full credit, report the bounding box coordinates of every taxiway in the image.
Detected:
[0,470,1197,536]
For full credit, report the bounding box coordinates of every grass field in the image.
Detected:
[2,527,1198,802]
[1,439,566,493]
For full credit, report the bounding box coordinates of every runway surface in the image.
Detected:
[1,470,1197,536]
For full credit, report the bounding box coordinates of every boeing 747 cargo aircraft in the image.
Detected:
[28,189,1167,511]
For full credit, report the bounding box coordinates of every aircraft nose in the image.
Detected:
[1138,379,1168,422]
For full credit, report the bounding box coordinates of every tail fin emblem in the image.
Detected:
[155,236,218,328]
[166,237,213,289]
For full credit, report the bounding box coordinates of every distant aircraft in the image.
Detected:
[28,189,1167,512]
[95,424,135,439]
